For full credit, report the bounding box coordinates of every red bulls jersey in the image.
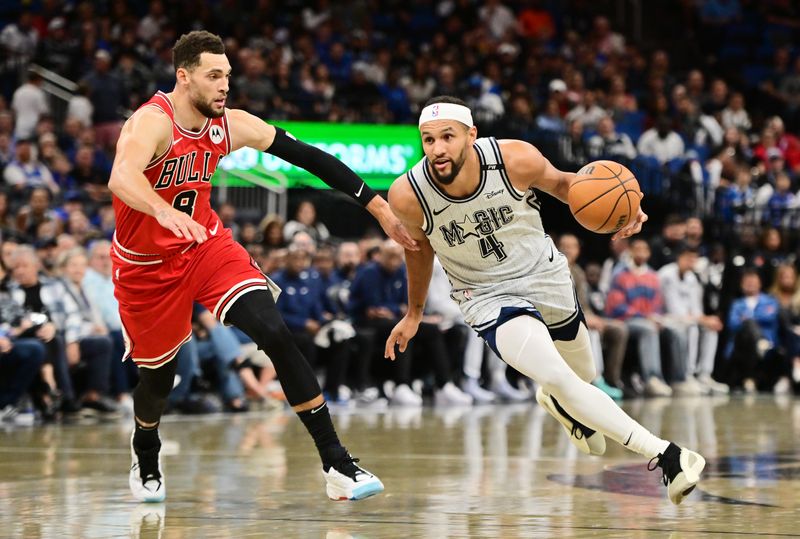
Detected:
[112,91,231,260]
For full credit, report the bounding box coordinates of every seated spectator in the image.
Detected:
[272,246,352,403]
[715,167,755,224]
[259,214,285,249]
[16,187,62,242]
[767,116,800,174]
[565,90,606,131]
[587,115,637,161]
[8,246,111,416]
[82,240,137,403]
[0,295,46,423]
[726,269,790,394]
[535,98,566,133]
[349,240,471,406]
[56,247,131,413]
[560,118,590,170]
[606,239,682,397]
[721,92,752,132]
[3,138,60,199]
[71,144,110,203]
[560,234,626,399]
[637,116,685,165]
[426,256,521,403]
[283,200,330,244]
[769,264,800,387]
[658,245,728,395]
[191,306,264,412]
[763,172,796,228]
[648,214,687,270]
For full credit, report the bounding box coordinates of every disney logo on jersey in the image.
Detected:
[154,151,225,190]
[485,189,504,199]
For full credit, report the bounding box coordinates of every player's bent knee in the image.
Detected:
[495,315,573,388]
[554,324,597,382]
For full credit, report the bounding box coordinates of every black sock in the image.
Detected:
[296,402,344,468]
[133,422,161,451]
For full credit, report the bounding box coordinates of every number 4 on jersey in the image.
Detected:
[479,233,507,261]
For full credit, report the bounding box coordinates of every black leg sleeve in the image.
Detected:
[133,357,179,424]
[225,289,322,406]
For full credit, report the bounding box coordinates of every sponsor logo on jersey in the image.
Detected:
[209,125,224,145]
[486,189,504,199]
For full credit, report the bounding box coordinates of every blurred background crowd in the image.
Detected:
[1,0,800,425]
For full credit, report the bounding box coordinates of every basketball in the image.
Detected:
[567,160,642,234]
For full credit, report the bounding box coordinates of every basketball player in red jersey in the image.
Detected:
[110,31,413,503]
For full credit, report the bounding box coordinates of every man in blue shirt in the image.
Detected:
[350,240,471,406]
[273,246,350,401]
[726,269,789,393]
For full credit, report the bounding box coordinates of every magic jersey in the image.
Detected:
[406,137,578,332]
[112,91,231,258]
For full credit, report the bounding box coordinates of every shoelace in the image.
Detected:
[647,452,670,486]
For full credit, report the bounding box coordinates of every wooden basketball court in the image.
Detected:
[1,395,797,538]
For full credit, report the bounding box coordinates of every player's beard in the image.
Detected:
[429,146,467,185]
[192,93,225,119]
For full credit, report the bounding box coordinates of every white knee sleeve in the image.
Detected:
[554,324,597,383]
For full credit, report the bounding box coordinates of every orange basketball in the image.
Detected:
[567,160,641,234]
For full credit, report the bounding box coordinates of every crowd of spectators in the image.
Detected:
[1,1,800,424]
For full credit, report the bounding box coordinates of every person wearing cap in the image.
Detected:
[384,96,706,506]
[35,17,79,79]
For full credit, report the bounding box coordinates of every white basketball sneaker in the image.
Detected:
[323,452,384,501]
[536,387,606,455]
[129,429,166,503]
[648,442,706,505]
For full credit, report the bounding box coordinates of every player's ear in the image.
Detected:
[467,125,478,143]
[175,67,190,86]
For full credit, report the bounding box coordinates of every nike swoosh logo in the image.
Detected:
[355,182,365,197]
[623,432,633,446]
[209,222,219,235]
[432,204,451,216]
[173,137,183,145]
[548,245,554,262]
[310,402,327,414]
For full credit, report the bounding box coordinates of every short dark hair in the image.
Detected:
[423,95,470,109]
[172,31,225,71]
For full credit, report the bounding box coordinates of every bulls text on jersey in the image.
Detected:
[154,151,225,190]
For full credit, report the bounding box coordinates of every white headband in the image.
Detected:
[418,103,474,128]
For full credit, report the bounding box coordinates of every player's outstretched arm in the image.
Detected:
[499,139,647,240]
[226,108,418,251]
[384,176,433,360]
[108,108,208,244]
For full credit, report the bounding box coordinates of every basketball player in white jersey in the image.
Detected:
[384,96,706,505]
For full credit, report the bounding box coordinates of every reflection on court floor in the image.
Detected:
[1,395,798,538]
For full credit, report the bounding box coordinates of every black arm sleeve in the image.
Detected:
[266,126,377,207]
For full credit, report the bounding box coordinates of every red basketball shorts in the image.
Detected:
[111,229,280,369]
